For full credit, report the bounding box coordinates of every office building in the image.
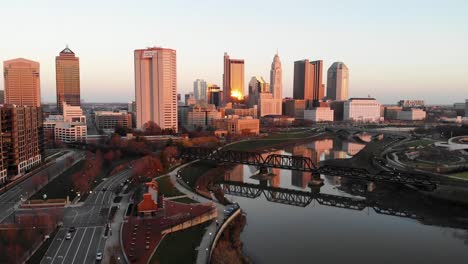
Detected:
[0,105,42,178]
[284,99,306,119]
[134,47,177,131]
[248,76,269,107]
[329,101,345,121]
[95,111,132,132]
[44,115,87,145]
[43,102,87,146]
[3,58,41,107]
[327,62,349,101]
[187,104,221,129]
[304,107,334,122]
[270,54,282,100]
[213,116,259,135]
[185,92,196,106]
[258,93,281,117]
[384,106,403,120]
[344,98,382,122]
[223,52,244,103]
[56,46,80,113]
[193,79,207,102]
[63,102,85,122]
[269,53,283,115]
[207,84,222,107]
[293,59,323,105]
[398,109,426,121]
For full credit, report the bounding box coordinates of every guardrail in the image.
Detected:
[207,207,241,263]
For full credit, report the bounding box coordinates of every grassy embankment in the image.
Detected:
[31,157,133,201]
[149,222,210,264]
[225,129,322,151]
[155,175,197,203]
[450,171,468,180]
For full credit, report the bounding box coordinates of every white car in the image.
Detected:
[65,233,72,240]
[96,252,103,261]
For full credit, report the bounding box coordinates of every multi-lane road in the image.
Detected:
[0,151,84,223]
[41,169,132,264]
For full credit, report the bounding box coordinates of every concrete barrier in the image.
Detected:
[208,208,241,263]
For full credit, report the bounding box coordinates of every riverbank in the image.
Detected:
[225,130,330,152]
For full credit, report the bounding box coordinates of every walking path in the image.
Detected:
[167,163,227,264]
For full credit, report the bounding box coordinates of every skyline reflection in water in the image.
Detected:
[222,138,468,264]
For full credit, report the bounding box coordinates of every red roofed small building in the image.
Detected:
[137,179,159,216]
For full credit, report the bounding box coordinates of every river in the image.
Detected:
[221,138,468,264]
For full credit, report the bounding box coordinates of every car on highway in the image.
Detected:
[69,226,76,232]
[65,233,72,240]
[96,252,103,261]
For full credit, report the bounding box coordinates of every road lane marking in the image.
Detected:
[82,227,97,263]
[60,228,84,264]
[70,228,89,264]
[50,229,67,263]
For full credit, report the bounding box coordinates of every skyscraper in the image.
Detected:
[193,79,207,102]
[134,47,177,131]
[207,84,222,107]
[56,46,80,113]
[3,58,41,107]
[248,76,269,107]
[270,53,282,100]
[223,52,244,104]
[293,59,324,106]
[327,62,349,101]
[269,53,283,115]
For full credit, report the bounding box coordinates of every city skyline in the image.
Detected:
[0,0,467,104]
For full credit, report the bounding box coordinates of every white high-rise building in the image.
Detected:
[193,79,207,102]
[344,98,381,122]
[327,62,349,101]
[269,53,283,115]
[134,47,177,131]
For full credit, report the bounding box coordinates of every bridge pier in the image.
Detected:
[258,166,268,175]
[309,172,324,187]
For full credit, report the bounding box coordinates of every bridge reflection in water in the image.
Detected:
[215,180,418,219]
[180,147,438,187]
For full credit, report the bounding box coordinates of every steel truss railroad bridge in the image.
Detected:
[179,147,438,187]
[216,180,419,219]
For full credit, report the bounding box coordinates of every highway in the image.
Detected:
[0,151,84,223]
[41,169,132,264]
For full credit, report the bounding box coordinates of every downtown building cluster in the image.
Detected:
[0,47,87,183]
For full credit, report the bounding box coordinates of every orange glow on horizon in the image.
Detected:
[230,90,244,100]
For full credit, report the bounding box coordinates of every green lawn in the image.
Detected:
[155,176,184,197]
[30,160,86,200]
[225,130,319,151]
[172,197,198,204]
[224,139,286,151]
[179,160,217,189]
[451,171,468,179]
[149,222,211,264]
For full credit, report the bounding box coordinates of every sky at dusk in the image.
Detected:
[1,0,467,104]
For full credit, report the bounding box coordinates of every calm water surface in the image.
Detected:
[223,138,468,264]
